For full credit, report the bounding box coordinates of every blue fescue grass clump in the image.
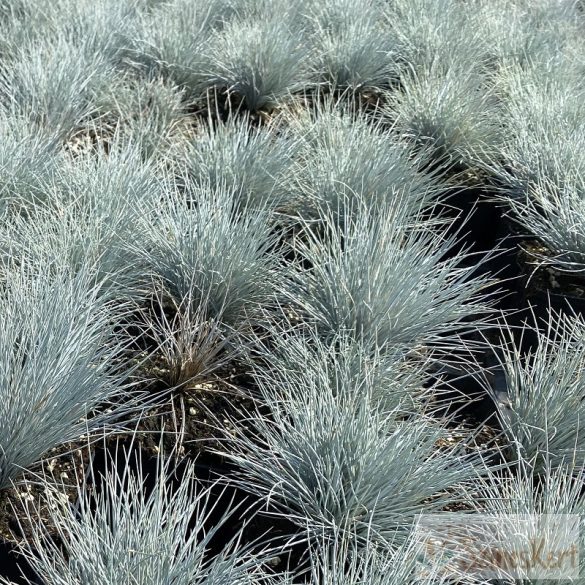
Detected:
[388,64,502,174]
[218,321,484,549]
[505,176,585,272]
[0,0,147,62]
[127,0,234,98]
[286,101,443,219]
[461,454,585,583]
[0,265,145,490]
[219,377,482,547]
[304,0,398,93]
[131,178,281,330]
[471,0,584,73]
[486,311,585,472]
[0,143,164,299]
[248,326,431,416]
[2,440,274,585]
[0,33,116,140]
[283,204,496,356]
[0,112,61,214]
[1,0,585,581]
[491,62,585,194]
[205,14,311,112]
[490,59,585,270]
[141,284,236,388]
[292,529,469,585]
[94,75,192,163]
[129,0,311,111]
[182,113,299,212]
[382,0,482,76]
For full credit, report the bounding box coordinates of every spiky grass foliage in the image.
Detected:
[0,0,29,23]
[0,0,68,61]
[56,0,148,66]
[284,527,471,585]
[460,456,585,584]
[53,133,165,217]
[469,0,584,73]
[128,0,235,98]
[205,15,310,112]
[183,113,299,212]
[0,0,147,58]
[143,285,236,389]
[286,102,442,219]
[284,205,495,359]
[97,76,192,162]
[219,378,483,548]
[0,144,164,298]
[505,176,585,271]
[485,311,585,471]
[1,441,272,585]
[389,64,502,174]
[248,325,431,417]
[491,63,585,194]
[0,203,143,300]
[132,180,281,330]
[490,64,585,268]
[0,33,116,140]
[382,0,483,76]
[305,0,398,93]
[226,0,309,21]
[0,112,61,214]
[0,0,146,74]
[0,265,144,490]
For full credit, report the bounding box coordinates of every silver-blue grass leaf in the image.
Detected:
[128,0,236,97]
[390,64,502,173]
[248,325,431,417]
[97,76,192,163]
[0,33,116,140]
[0,265,147,490]
[283,205,496,356]
[217,382,484,547]
[1,440,274,585]
[205,15,311,112]
[183,113,300,213]
[0,144,165,300]
[382,0,484,76]
[0,112,61,214]
[285,101,443,221]
[130,179,282,329]
[505,177,585,272]
[460,455,585,584]
[275,526,480,585]
[485,311,585,472]
[142,283,239,389]
[490,62,585,195]
[305,0,399,92]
